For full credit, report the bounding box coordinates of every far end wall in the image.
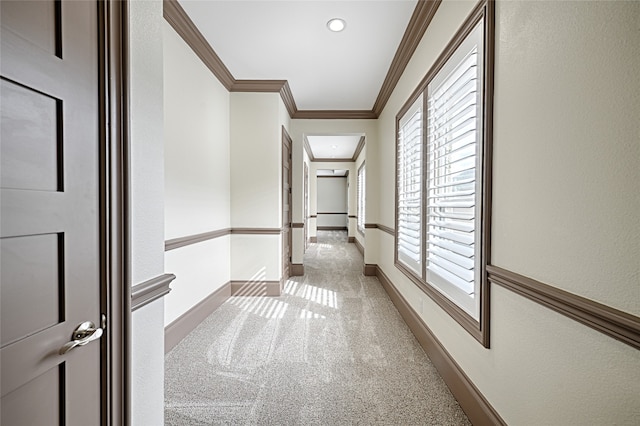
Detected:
[317,176,348,229]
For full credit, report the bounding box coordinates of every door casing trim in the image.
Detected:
[99,1,131,424]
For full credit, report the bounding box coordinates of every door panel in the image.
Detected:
[0,0,61,57]
[1,1,102,424]
[1,365,64,425]
[282,129,292,280]
[0,233,63,347]
[0,79,62,192]
[304,162,309,250]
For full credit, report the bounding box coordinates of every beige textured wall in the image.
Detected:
[230,92,284,281]
[491,0,640,316]
[163,21,230,240]
[162,21,231,326]
[231,92,282,228]
[129,0,166,424]
[375,0,640,423]
[130,0,166,286]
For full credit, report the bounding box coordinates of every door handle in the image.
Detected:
[59,321,104,355]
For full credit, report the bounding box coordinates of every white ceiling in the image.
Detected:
[307,135,362,159]
[317,169,348,176]
[178,0,418,111]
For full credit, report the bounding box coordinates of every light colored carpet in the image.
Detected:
[165,230,470,425]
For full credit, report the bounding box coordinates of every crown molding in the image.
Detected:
[278,81,298,118]
[163,0,235,90]
[293,110,377,120]
[231,79,287,92]
[352,136,366,160]
[230,80,298,118]
[313,158,354,163]
[372,0,442,116]
[303,136,315,160]
[164,0,441,120]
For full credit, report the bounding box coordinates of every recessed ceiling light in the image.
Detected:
[327,18,346,32]
[331,145,338,149]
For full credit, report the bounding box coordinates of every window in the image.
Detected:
[426,19,483,318]
[394,1,493,346]
[396,96,423,275]
[357,162,366,234]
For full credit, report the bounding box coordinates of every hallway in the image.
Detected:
[165,231,470,425]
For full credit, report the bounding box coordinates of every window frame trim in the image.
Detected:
[393,0,494,347]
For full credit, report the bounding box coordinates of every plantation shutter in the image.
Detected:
[426,26,482,296]
[397,96,423,275]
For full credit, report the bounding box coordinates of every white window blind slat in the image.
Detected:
[428,237,474,258]
[428,246,474,270]
[399,212,421,220]
[429,158,476,179]
[429,177,475,191]
[428,199,475,209]
[398,239,421,249]
[429,165,476,182]
[431,55,477,100]
[428,139,476,168]
[429,255,474,281]
[428,219,474,233]
[428,228,475,246]
[431,83,476,118]
[428,132,475,161]
[427,186,475,198]
[428,119,477,158]
[429,88,477,132]
[428,211,474,221]
[429,264,474,295]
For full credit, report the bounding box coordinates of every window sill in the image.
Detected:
[394,260,489,347]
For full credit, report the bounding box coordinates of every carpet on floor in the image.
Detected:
[165,230,470,425]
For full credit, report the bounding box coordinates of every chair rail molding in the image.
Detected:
[487,265,640,350]
[165,227,284,251]
[131,273,176,312]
